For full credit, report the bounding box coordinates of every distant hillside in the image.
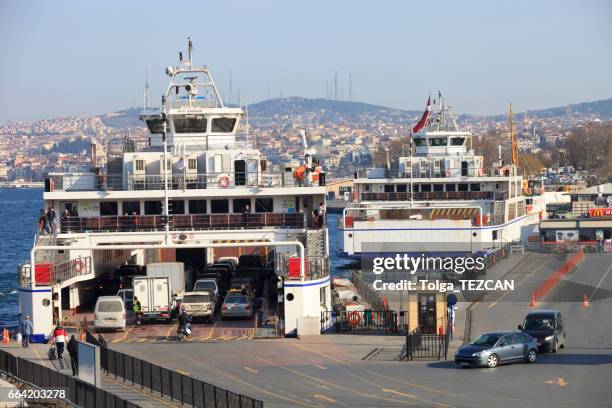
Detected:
[487,98,612,122]
[99,108,143,128]
[95,97,612,127]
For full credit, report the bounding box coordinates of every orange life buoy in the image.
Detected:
[293,165,307,181]
[218,176,230,187]
[347,311,361,326]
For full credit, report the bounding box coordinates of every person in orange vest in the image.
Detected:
[52,325,68,360]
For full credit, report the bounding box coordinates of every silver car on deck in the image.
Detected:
[220,293,253,319]
[454,331,538,368]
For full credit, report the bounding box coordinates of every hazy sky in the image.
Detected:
[1,0,611,123]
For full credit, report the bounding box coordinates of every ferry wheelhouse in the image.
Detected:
[19,40,331,340]
[339,96,541,257]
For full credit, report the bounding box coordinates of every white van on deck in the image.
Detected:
[94,296,126,332]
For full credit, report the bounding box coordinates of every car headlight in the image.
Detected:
[544,335,554,341]
[472,351,485,357]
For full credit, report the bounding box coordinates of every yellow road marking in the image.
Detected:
[244,366,259,374]
[105,376,178,407]
[136,338,148,343]
[192,359,314,407]
[488,262,546,308]
[314,364,327,370]
[313,394,336,404]
[176,369,190,376]
[382,388,417,399]
[291,343,449,396]
[203,322,217,340]
[121,325,135,342]
[256,357,415,406]
[545,378,568,387]
[164,326,174,341]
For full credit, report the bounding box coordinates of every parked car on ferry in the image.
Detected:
[221,292,253,320]
[519,309,566,352]
[94,296,126,332]
[116,288,134,310]
[454,331,538,368]
[181,291,215,323]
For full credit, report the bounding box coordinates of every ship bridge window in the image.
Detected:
[255,198,274,213]
[445,184,456,192]
[458,184,469,192]
[211,117,236,133]
[451,137,465,146]
[470,184,481,192]
[421,184,432,192]
[146,119,164,134]
[122,201,140,215]
[188,200,207,214]
[433,184,443,192]
[429,138,448,146]
[384,185,394,193]
[100,201,118,216]
[173,117,207,133]
[396,184,407,193]
[414,138,426,147]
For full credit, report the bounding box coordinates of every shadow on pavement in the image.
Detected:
[426,361,461,369]
[536,353,612,365]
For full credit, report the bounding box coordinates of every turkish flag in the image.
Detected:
[412,97,432,133]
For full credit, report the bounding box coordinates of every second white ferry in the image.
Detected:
[339,95,543,257]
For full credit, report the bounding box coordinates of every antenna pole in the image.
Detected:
[161,95,170,245]
[188,37,193,69]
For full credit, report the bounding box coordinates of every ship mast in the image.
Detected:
[510,103,518,166]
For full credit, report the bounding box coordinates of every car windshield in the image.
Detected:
[225,296,248,304]
[523,317,556,330]
[195,282,216,291]
[97,301,123,312]
[471,334,502,347]
[183,294,211,303]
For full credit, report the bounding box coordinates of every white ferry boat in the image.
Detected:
[339,95,543,257]
[19,39,331,341]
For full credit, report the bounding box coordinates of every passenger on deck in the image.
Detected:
[67,335,78,376]
[242,205,251,228]
[52,325,68,360]
[21,315,33,348]
[47,207,56,234]
[38,209,50,235]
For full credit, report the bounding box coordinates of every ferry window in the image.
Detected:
[470,184,481,191]
[255,198,274,213]
[173,117,207,133]
[233,199,251,213]
[396,184,407,193]
[169,200,185,215]
[429,138,448,146]
[211,199,229,213]
[421,184,432,192]
[492,230,498,240]
[146,119,164,134]
[451,137,465,146]
[320,286,327,306]
[414,138,426,147]
[433,184,443,192]
[384,185,394,193]
[445,184,456,192]
[122,201,140,215]
[144,201,162,215]
[188,200,207,214]
[211,118,236,133]
[458,184,469,192]
[363,184,370,192]
[100,201,118,216]
[413,184,420,192]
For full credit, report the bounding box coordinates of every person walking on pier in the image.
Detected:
[47,207,56,234]
[67,335,78,376]
[52,325,68,359]
[21,315,33,348]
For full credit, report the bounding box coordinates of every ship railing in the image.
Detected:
[360,191,509,201]
[276,253,330,281]
[18,257,92,287]
[342,207,500,227]
[59,212,306,234]
[46,171,324,192]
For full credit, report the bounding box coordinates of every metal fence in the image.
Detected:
[405,325,451,361]
[321,310,404,334]
[0,349,138,408]
[351,271,388,311]
[99,344,263,408]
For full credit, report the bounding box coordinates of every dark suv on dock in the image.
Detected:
[519,309,566,353]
